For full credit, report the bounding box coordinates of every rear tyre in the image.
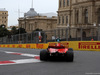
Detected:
[65,48,74,62]
[68,48,73,51]
[40,50,48,61]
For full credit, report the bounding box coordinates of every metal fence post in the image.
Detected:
[66,28,68,41]
[76,28,78,41]
[22,34,23,43]
[15,35,16,44]
[31,33,32,43]
[98,26,100,41]
[54,30,56,42]
[26,33,28,43]
[2,37,3,44]
[43,32,47,43]
[81,27,82,41]
[92,28,94,39]
[58,29,60,38]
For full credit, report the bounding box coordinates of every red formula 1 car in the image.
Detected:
[40,43,74,62]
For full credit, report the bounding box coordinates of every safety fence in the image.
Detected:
[0,41,100,51]
[0,27,100,44]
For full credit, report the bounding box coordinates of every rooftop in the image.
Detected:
[39,13,57,18]
[24,8,38,17]
[0,8,7,11]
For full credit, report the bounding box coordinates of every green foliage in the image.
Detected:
[35,28,42,31]
[0,24,6,28]
[32,28,42,32]
[16,27,26,34]
[11,27,26,35]
[0,25,26,38]
[11,26,17,35]
[0,25,10,37]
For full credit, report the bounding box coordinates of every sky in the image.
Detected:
[0,0,58,26]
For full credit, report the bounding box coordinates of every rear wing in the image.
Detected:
[48,46,65,49]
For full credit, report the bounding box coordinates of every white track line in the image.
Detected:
[0,50,41,66]
[22,54,39,57]
[5,51,15,54]
[0,58,41,65]
[4,51,39,57]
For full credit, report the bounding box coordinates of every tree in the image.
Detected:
[35,28,42,31]
[0,24,10,37]
[0,24,6,28]
[16,27,26,34]
[32,28,42,32]
[11,26,17,35]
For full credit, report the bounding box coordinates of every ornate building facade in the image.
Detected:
[57,0,100,38]
[0,8,8,27]
[18,8,57,33]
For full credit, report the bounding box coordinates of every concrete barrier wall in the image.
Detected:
[0,41,100,51]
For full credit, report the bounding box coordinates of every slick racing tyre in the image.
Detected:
[40,50,48,61]
[65,48,74,62]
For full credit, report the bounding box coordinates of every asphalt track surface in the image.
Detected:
[0,48,100,75]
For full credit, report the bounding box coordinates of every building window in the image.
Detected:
[24,25,26,29]
[29,24,31,30]
[60,0,61,7]
[24,24,26,29]
[66,16,68,24]
[58,29,60,38]
[23,25,24,28]
[62,16,64,24]
[97,8,100,24]
[63,0,65,7]
[21,25,23,28]
[67,0,69,6]
[82,31,86,37]
[59,16,61,24]
[31,24,33,30]
[21,24,22,28]
[76,10,79,24]
[84,9,88,24]
[62,29,64,36]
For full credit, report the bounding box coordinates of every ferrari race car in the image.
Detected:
[40,43,74,62]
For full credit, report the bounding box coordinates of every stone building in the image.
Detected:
[18,8,57,33]
[0,8,8,27]
[57,0,100,39]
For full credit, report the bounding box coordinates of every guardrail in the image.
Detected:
[0,41,100,51]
